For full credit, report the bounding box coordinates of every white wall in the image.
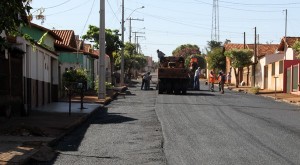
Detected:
[256,57,266,89]
[266,61,283,91]
[286,48,295,60]
[17,37,58,82]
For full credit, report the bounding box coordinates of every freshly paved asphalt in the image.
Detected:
[35,81,165,165]
[25,75,300,165]
[156,81,300,165]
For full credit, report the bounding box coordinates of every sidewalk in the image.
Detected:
[227,85,300,105]
[0,86,127,165]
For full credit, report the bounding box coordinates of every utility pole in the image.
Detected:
[284,9,287,60]
[252,27,257,87]
[135,35,145,53]
[120,0,125,85]
[132,31,145,44]
[127,18,144,42]
[98,0,106,99]
[243,32,246,49]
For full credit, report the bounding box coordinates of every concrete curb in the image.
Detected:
[47,105,105,147]
[28,86,128,163]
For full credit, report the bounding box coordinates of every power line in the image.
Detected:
[81,0,96,36]
[45,0,92,16]
[219,0,300,6]
[107,0,120,23]
[193,0,282,12]
[32,0,72,10]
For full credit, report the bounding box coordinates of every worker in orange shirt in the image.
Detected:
[209,70,215,91]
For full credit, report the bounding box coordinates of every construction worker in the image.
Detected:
[209,71,215,91]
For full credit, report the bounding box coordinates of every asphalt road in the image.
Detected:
[37,81,165,165]
[156,80,300,165]
[32,73,300,165]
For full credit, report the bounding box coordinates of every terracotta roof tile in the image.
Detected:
[257,44,279,57]
[224,43,247,50]
[52,30,77,49]
[224,43,279,57]
[278,37,300,51]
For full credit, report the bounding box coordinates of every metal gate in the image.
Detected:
[287,68,291,93]
[292,65,298,91]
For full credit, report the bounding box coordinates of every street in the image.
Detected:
[156,80,300,165]
[35,75,300,165]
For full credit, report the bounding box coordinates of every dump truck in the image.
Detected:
[157,56,189,94]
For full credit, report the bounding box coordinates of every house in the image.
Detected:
[18,23,61,111]
[52,30,98,94]
[0,33,27,117]
[277,37,300,93]
[224,43,279,89]
[254,44,281,90]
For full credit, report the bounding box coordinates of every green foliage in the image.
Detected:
[185,54,206,69]
[224,48,253,68]
[62,68,88,89]
[82,25,122,55]
[94,78,114,92]
[114,42,147,72]
[248,86,260,94]
[0,0,32,50]
[292,40,300,59]
[207,40,222,51]
[172,44,201,58]
[206,48,226,71]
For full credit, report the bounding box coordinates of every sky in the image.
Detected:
[30,0,300,62]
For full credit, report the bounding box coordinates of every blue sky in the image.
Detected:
[30,0,300,62]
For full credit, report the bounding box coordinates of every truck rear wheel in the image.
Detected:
[174,82,180,94]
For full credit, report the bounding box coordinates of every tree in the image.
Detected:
[0,0,31,50]
[207,40,222,51]
[172,44,201,58]
[224,49,253,87]
[292,40,300,59]
[206,47,226,72]
[114,42,147,81]
[82,25,122,76]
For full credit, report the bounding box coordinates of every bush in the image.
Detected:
[94,77,114,92]
[249,87,260,94]
[62,69,88,89]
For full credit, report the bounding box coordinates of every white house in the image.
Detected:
[19,23,61,110]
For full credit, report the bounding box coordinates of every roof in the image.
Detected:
[224,43,247,50]
[256,44,279,57]
[52,30,78,52]
[278,37,300,51]
[224,43,279,57]
[29,23,61,41]
[52,30,77,48]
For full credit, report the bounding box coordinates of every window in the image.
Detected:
[272,62,275,76]
[279,60,283,74]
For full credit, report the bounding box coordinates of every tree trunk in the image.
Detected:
[234,68,239,88]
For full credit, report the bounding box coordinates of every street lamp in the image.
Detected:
[120,4,145,85]
[127,6,144,20]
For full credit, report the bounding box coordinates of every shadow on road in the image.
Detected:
[30,107,138,164]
